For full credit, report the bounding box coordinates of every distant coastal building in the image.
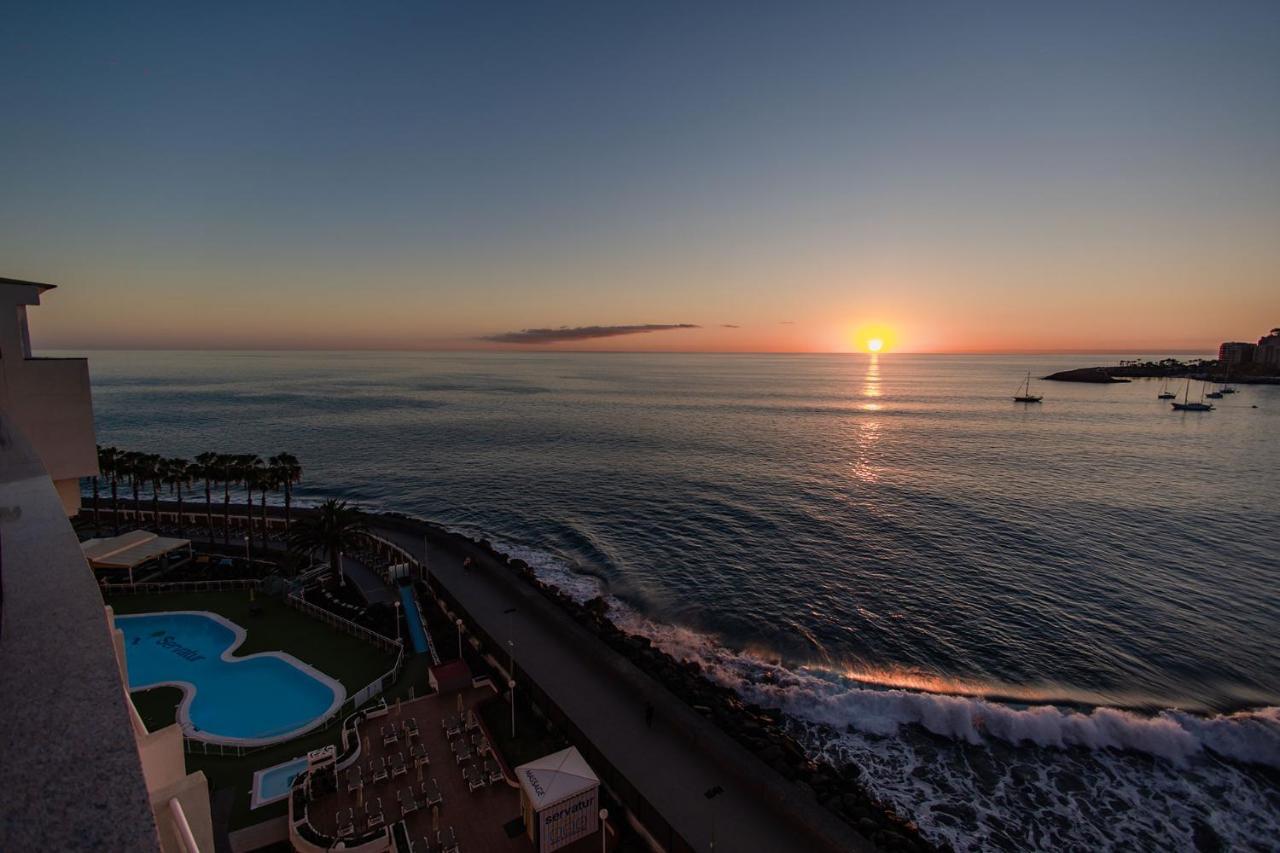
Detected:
[1217,341,1255,367]
[1257,328,1280,369]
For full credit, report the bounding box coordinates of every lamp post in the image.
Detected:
[704,786,724,851]
[243,535,249,564]
[599,808,608,853]
[508,678,517,738]
[503,607,517,675]
[395,601,402,644]
[456,618,464,660]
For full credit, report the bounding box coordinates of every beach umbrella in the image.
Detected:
[456,694,463,715]
[432,806,439,833]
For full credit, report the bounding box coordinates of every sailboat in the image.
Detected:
[1014,371,1043,403]
[1157,379,1176,400]
[1171,379,1213,411]
[1206,385,1224,399]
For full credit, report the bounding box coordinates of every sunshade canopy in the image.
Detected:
[515,747,599,810]
[82,530,190,569]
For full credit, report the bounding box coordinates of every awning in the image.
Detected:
[82,530,191,569]
[515,747,599,811]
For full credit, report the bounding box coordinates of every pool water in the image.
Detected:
[252,757,309,807]
[116,611,344,744]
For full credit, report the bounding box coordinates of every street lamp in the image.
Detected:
[704,786,724,852]
[243,535,249,563]
[456,618,464,660]
[503,607,517,675]
[395,601,402,644]
[599,808,608,853]
[508,678,517,738]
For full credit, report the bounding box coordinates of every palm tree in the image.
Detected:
[194,451,219,543]
[146,454,165,526]
[240,455,264,553]
[121,451,144,527]
[100,445,122,535]
[257,464,278,544]
[288,499,368,586]
[269,453,303,530]
[93,445,116,535]
[218,453,239,544]
[165,458,192,535]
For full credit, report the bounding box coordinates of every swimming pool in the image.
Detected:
[116,611,345,745]
[251,756,309,808]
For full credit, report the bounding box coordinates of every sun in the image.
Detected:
[867,338,884,352]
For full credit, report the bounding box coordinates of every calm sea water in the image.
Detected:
[70,350,1280,850]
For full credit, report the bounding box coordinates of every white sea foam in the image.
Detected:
[496,540,1280,850]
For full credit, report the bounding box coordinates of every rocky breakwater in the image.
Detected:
[484,546,940,853]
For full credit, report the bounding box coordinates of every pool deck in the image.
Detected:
[303,691,613,853]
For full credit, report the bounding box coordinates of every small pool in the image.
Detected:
[116,611,345,745]
[251,756,309,808]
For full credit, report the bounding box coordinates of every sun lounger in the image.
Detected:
[410,743,429,768]
[453,741,472,764]
[444,714,462,737]
[383,723,400,746]
[420,778,443,807]
[390,752,408,778]
[346,766,363,793]
[483,758,503,784]
[336,807,355,838]
[366,797,384,828]
[438,826,459,853]
[404,717,419,740]
[397,787,421,816]
[372,756,389,783]
[464,711,480,732]
[463,763,485,792]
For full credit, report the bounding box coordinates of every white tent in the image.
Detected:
[515,747,601,853]
[82,530,192,582]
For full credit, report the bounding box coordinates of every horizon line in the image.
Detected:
[37,345,1218,356]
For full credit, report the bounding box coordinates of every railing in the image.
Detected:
[168,798,200,853]
[101,578,262,595]
[284,593,402,653]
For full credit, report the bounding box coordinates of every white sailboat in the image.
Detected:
[1171,379,1213,411]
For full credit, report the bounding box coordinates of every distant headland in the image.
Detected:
[1046,327,1280,384]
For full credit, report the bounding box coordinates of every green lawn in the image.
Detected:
[107,589,410,832]
[108,590,394,694]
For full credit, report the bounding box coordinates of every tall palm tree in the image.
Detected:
[100,445,122,535]
[269,452,303,531]
[218,453,238,544]
[146,454,165,526]
[257,464,278,544]
[93,445,116,535]
[122,451,144,527]
[240,455,264,553]
[165,457,192,535]
[287,499,368,586]
[194,451,219,543]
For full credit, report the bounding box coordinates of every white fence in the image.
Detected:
[284,593,403,653]
[102,578,262,595]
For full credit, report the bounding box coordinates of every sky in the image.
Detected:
[3,1,1279,353]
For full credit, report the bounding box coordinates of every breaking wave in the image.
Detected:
[494,540,1280,851]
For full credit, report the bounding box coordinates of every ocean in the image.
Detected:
[70,349,1280,851]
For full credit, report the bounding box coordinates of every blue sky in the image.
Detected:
[3,1,1278,351]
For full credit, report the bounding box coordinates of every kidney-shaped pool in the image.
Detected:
[116,611,346,745]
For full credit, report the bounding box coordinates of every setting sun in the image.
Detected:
[867,338,884,352]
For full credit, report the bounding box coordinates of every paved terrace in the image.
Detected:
[374,521,871,853]
[304,690,612,853]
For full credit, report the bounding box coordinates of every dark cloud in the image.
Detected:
[482,323,700,344]
[779,321,796,325]
[721,324,740,328]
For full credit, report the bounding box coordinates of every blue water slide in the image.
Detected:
[398,584,430,655]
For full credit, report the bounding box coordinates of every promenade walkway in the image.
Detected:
[372,523,871,853]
